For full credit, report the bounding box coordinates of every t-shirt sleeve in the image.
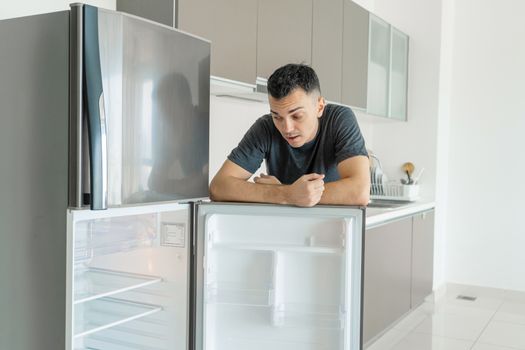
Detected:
[333,107,369,164]
[227,116,271,174]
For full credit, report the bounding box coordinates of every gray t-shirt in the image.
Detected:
[227,104,368,184]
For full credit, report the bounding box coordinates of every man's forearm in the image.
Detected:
[210,175,290,204]
[319,177,370,206]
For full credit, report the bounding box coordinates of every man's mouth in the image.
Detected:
[285,135,300,142]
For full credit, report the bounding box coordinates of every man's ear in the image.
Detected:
[317,95,326,118]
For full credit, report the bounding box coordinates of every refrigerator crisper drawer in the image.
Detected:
[67,203,191,350]
[196,204,364,350]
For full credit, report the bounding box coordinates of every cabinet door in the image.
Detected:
[194,203,365,350]
[312,0,343,102]
[366,14,390,117]
[389,27,409,120]
[363,217,412,343]
[257,0,313,79]
[341,0,369,109]
[178,0,258,84]
[116,0,175,27]
[411,210,435,308]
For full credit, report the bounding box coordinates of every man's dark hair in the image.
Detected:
[267,63,321,99]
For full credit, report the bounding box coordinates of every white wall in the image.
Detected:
[445,0,525,291]
[0,0,115,20]
[353,0,442,200]
[353,0,445,289]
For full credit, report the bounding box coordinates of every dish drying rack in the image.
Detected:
[371,180,419,201]
[369,153,419,202]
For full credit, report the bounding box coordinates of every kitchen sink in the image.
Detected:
[367,199,412,209]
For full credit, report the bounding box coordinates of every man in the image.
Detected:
[210,64,370,207]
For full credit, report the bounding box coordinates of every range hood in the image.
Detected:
[210,76,268,103]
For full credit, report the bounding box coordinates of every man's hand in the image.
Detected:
[285,173,325,207]
[253,173,282,185]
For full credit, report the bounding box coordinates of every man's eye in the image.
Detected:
[293,114,303,120]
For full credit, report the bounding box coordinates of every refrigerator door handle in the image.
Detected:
[83,5,108,210]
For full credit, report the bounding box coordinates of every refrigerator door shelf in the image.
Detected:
[73,297,162,338]
[74,212,158,263]
[74,267,162,304]
[67,202,191,350]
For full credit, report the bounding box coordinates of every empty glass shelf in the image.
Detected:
[74,268,162,304]
[74,297,162,338]
[206,281,274,306]
[212,242,343,254]
[272,303,344,329]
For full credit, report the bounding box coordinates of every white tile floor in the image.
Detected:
[365,283,525,350]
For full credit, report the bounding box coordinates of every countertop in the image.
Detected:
[365,198,436,228]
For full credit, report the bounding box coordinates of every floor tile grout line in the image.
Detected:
[409,328,479,344]
[468,298,506,350]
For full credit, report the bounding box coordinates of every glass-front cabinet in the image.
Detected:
[367,14,409,121]
[367,14,391,117]
[389,27,409,120]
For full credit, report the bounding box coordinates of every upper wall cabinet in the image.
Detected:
[121,0,409,120]
[389,27,409,120]
[367,14,391,117]
[177,0,258,85]
[341,0,369,110]
[367,13,409,120]
[256,0,313,80]
[117,0,176,27]
[312,0,344,103]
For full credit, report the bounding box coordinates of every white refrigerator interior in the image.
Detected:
[67,203,191,350]
[196,204,364,350]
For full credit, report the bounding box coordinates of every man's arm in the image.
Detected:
[318,155,370,206]
[209,160,325,207]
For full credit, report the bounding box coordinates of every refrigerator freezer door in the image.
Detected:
[66,202,193,350]
[194,203,364,350]
[78,5,210,209]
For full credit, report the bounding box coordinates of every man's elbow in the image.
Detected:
[355,191,370,206]
[352,182,370,206]
[209,177,223,201]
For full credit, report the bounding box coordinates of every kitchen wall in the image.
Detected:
[444,0,525,291]
[0,0,115,20]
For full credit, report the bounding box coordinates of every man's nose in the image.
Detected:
[283,119,294,133]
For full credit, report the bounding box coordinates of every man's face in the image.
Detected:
[269,88,325,148]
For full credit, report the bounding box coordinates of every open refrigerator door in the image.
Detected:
[194,203,364,350]
[66,203,192,350]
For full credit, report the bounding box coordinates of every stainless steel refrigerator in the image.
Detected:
[0,4,365,350]
[1,4,208,349]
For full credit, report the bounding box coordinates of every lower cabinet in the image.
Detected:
[363,209,435,344]
[411,210,435,308]
[363,217,412,343]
